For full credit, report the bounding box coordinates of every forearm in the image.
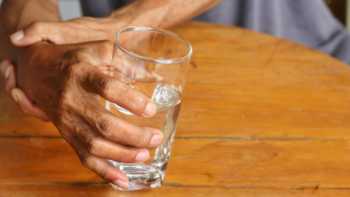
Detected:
[0,0,60,33]
[108,0,220,29]
[0,0,60,59]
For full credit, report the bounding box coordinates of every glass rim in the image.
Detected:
[115,26,193,65]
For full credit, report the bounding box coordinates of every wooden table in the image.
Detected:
[1,22,350,196]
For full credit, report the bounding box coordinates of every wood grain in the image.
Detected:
[1,185,349,197]
[1,23,350,139]
[1,138,350,189]
[1,22,350,196]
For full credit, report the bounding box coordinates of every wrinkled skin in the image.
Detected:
[9,41,163,187]
[10,17,117,47]
[0,0,220,189]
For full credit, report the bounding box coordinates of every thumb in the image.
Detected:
[10,22,62,47]
[0,60,16,92]
[11,88,50,121]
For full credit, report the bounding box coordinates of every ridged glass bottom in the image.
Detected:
[109,161,166,191]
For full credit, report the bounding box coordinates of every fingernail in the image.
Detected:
[11,89,20,103]
[10,30,24,42]
[143,102,157,117]
[0,60,9,74]
[114,179,129,189]
[4,66,12,80]
[150,134,162,147]
[135,149,149,162]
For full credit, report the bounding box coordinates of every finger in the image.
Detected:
[5,65,16,92]
[81,108,163,148]
[0,60,49,120]
[111,54,163,83]
[11,88,49,121]
[90,139,151,163]
[0,60,16,93]
[0,60,18,93]
[10,22,52,46]
[82,68,157,117]
[10,22,69,46]
[84,155,129,188]
[0,60,13,87]
[10,22,110,46]
[78,130,150,163]
[69,135,129,188]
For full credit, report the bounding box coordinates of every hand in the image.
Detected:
[2,16,157,120]
[0,59,48,120]
[10,17,117,46]
[1,41,163,188]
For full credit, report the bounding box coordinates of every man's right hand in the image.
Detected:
[0,41,163,188]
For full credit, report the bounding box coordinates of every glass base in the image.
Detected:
[109,161,165,191]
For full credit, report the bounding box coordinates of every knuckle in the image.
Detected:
[96,76,110,93]
[60,49,83,72]
[112,81,128,98]
[87,72,110,95]
[87,138,101,155]
[80,66,108,94]
[96,116,113,137]
[29,22,45,33]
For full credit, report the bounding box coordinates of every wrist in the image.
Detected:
[100,16,126,33]
[91,16,126,41]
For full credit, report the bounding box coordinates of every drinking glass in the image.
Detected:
[106,26,192,191]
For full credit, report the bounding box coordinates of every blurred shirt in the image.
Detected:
[81,0,350,64]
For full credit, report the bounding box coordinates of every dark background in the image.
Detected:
[326,0,346,24]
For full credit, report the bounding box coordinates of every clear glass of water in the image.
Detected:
[106,26,192,191]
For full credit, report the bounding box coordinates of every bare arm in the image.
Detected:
[0,0,60,59]
[1,0,211,188]
[0,1,164,188]
[6,0,220,46]
[0,0,60,33]
[108,0,220,29]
